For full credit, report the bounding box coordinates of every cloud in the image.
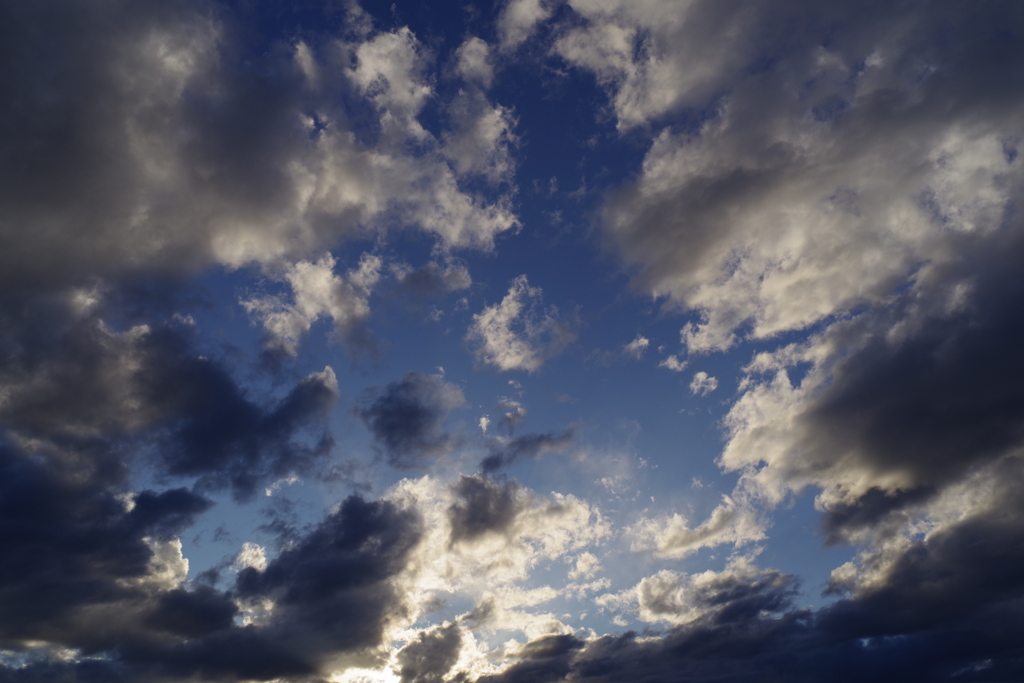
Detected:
[0,439,215,654]
[598,555,799,626]
[497,0,554,50]
[447,476,525,544]
[395,621,463,683]
[481,428,576,473]
[689,371,718,396]
[466,275,577,372]
[0,302,339,501]
[658,354,687,372]
[629,495,765,559]
[0,0,517,306]
[558,1,1024,354]
[243,253,381,355]
[720,230,1024,516]
[622,334,649,359]
[455,37,495,88]
[232,495,423,671]
[358,372,466,469]
[392,260,473,299]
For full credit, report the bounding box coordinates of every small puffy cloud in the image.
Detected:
[442,91,518,184]
[243,253,381,356]
[568,552,601,581]
[455,37,494,88]
[233,542,269,573]
[497,0,553,50]
[629,496,765,559]
[447,476,524,544]
[357,372,466,469]
[689,371,718,396]
[466,275,577,372]
[658,354,687,372]
[622,334,649,359]
[481,428,576,473]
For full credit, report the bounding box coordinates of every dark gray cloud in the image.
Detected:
[0,464,422,682]
[395,621,463,683]
[725,228,1024,541]
[0,302,339,500]
[358,372,465,469]
[0,438,213,653]
[228,495,422,677]
[476,634,584,683]
[480,428,575,473]
[393,261,473,299]
[447,475,522,543]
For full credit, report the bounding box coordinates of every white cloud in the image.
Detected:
[629,495,765,559]
[232,542,269,573]
[689,371,718,396]
[466,275,577,372]
[242,253,381,354]
[658,354,687,372]
[0,10,519,294]
[376,475,611,656]
[598,555,792,626]
[348,27,433,141]
[498,0,554,50]
[455,36,494,88]
[623,334,649,359]
[553,0,752,129]
[568,551,601,580]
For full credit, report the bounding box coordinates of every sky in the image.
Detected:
[2,1,1024,681]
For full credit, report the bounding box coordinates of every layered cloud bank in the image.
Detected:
[2,0,1024,682]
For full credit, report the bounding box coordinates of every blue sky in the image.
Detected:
[2,1,1024,681]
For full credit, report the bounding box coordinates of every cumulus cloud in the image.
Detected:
[497,0,554,50]
[689,371,718,396]
[395,621,463,683]
[658,354,687,372]
[622,334,649,359]
[630,495,765,559]
[358,372,466,469]
[557,1,1024,354]
[598,555,798,626]
[455,37,495,88]
[0,0,517,306]
[0,303,339,501]
[0,439,216,654]
[243,253,381,355]
[466,275,577,372]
